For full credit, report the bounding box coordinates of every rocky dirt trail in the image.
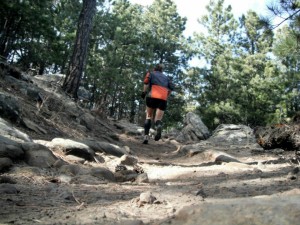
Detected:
[0,64,299,225]
[1,131,299,225]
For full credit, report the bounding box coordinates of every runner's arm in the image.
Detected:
[143,72,151,93]
[143,84,149,92]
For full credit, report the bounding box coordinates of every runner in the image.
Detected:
[141,64,174,144]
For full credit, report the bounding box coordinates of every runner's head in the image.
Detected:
[154,64,164,72]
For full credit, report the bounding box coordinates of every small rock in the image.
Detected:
[115,164,127,172]
[138,191,157,207]
[59,164,81,176]
[133,165,144,174]
[0,183,19,194]
[136,173,149,183]
[252,168,263,173]
[287,167,299,180]
[59,190,76,202]
[58,174,72,183]
[257,161,266,170]
[196,189,207,198]
[115,170,137,182]
[90,167,116,182]
[119,154,138,166]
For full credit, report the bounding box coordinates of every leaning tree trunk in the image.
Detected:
[63,0,96,99]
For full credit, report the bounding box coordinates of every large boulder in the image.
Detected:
[176,112,210,143]
[83,139,128,157]
[21,142,58,168]
[209,124,257,146]
[0,93,22,123]
[37,138,127,161]
[0,118,32,143]
[0,139,24,159]
[4,75,41,101]
[49,138,96,161]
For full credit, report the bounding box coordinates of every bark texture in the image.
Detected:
[63,0,96,99]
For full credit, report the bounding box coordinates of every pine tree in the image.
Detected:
[193,0,239,128]
[63,0,97,99]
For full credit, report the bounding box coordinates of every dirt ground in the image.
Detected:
[0,68,299,224]
[1,130,299,225]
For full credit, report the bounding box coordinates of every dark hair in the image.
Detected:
[154,64,164,72]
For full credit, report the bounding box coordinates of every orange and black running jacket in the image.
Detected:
[144,71,174,101]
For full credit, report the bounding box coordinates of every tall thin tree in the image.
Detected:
[63,0,96,99]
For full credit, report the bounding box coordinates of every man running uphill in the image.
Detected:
[141,64,174,144]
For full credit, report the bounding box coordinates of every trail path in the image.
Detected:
[1,130,298,225]
[0,68,299,225]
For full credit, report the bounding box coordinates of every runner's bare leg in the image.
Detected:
[154,109,164,122]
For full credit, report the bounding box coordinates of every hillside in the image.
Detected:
[0,63,299,225]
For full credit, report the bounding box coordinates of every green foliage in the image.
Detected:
[86,0,146,119]
[145,0,187,66]
[51,0,83,73]
[163,93,186,128]
[272,25,300,117]
[2,0,299,129]
[0,0,58,72]
[199,100,241,129]
[191,0,288,129]
[84,0,187,126]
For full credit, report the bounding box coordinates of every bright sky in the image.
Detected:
[129,0,275,37]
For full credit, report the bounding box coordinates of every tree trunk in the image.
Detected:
[63,0,96,99]
[0,17,19,60]
[129,96,136,123]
